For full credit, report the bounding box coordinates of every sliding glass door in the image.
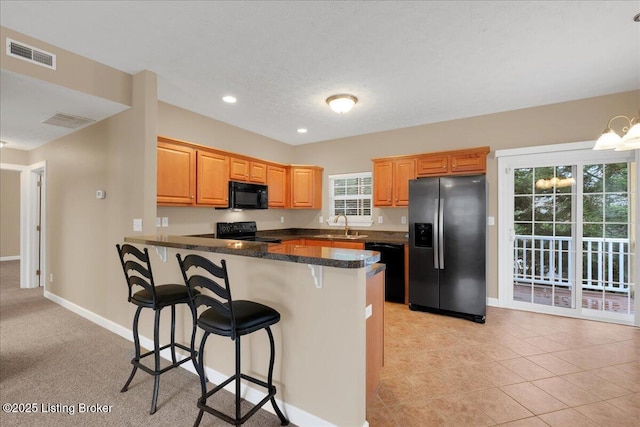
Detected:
[499,144,637,324]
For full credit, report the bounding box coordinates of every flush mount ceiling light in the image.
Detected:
[593,112,640,151]
[326,94,358,114]
[222,95,237,103]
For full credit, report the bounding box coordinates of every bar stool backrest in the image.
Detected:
[177,254,237,339]
[116,244,157,305]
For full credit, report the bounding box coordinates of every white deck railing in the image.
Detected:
[514,235,631,294]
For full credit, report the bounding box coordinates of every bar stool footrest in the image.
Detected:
[198,373,279,426]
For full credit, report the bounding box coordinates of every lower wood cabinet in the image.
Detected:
[301,239,364,250]
[366,268,384,403]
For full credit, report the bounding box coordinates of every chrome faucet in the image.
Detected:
[334,214,349,236]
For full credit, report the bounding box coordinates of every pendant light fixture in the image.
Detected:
[593,112,640,151]
[326,94,358,114]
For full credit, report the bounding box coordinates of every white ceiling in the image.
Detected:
[1,1,639,151]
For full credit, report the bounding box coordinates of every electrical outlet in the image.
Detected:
[378,216,383,224]
[280,216,285,224]
[161,217,169,227]
[401,216,407,224]
[319,216,323,224]
[133,218,143,232]
[487,216,495,226]
[155,217,161,227]
[50,273,54,283]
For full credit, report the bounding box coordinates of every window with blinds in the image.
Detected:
[329,172,373,225]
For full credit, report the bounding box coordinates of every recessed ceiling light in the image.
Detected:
[297,128,308,134]
[222,95,237,103]
[326,94,358,113]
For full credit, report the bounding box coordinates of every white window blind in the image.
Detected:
[329,172,373,226]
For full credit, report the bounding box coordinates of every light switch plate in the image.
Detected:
[401,216,407,224]
[155,217,161,227]
[487,216,495,226]
[161,217,169,227]
[133,218,143,232]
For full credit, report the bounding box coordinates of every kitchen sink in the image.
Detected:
[313,234,368,239]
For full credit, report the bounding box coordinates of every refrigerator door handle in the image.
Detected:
[439,198,445,269]
[433,198,439,269]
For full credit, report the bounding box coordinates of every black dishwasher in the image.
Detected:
[365,242,405,303]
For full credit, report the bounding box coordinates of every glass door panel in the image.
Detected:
[582,163,634,316]
[513,165,576,309]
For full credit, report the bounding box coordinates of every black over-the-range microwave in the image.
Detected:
[222,181,268,209]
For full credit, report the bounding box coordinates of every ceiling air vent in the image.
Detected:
[6,38,56,70]
[41,113,95,129]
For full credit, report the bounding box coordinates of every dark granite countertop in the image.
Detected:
[256,228,409,245]
[124,235,381,269]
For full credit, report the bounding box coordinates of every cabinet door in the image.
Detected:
[229,157,249,181]
[450,150,486,174]
[302,239,328,247]
[249,161,267,184]
[267,165,288,208]
[393,158,416,206]
[157,142,195,205]
[291,167,321,208]
[332,241,365,250]
[373,160,393,206]
[197,151,229,206]
[417,155,449,177]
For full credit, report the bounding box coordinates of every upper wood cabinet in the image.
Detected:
[290,166,323,209]
[372,158,416,207]
[416,147,489,177]
[157,140,196,206]
[229,157,267,184]
[267,165,288,208]
[197,151,229,206]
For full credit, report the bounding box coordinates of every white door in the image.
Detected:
[498,143,637,325]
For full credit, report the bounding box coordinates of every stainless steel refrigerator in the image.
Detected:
[408,176,486,323]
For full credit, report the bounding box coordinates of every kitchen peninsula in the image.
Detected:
[124,235,383,427]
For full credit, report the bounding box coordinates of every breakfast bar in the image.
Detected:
[124,235,383,427]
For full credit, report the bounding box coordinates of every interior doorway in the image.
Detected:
[0,161,46,289]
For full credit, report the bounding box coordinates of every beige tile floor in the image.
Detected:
[367,303,639,427]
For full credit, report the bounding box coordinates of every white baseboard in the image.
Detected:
[43,290,337,427]
[487,297,500,307]
[0,256,20,261]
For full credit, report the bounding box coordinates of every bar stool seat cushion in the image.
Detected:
[132,284,193,307]
[198,300,280,337]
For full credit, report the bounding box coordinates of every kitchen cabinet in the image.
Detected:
[290,166,323,209]
[302,239,365,250]
[366,268,384,403]
[229,157,267,184]
[267,165,288,208]
[332,241,365,250]
[372,158,416,207]
[157,136,322,209]
[157,140,196,206]
[197,150,229,206]
[416,147,489,177]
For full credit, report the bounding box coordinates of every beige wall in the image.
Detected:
[291,90,640,298]
[27,71,157,329]
[1,26,132,106]
[0,147,30,165]
[0,169,21,258]
[156,101,298,235]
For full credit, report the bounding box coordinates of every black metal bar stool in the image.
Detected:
[116,243,198,414]
[177,253,289,426]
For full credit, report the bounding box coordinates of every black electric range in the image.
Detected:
[215,221,282,243]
